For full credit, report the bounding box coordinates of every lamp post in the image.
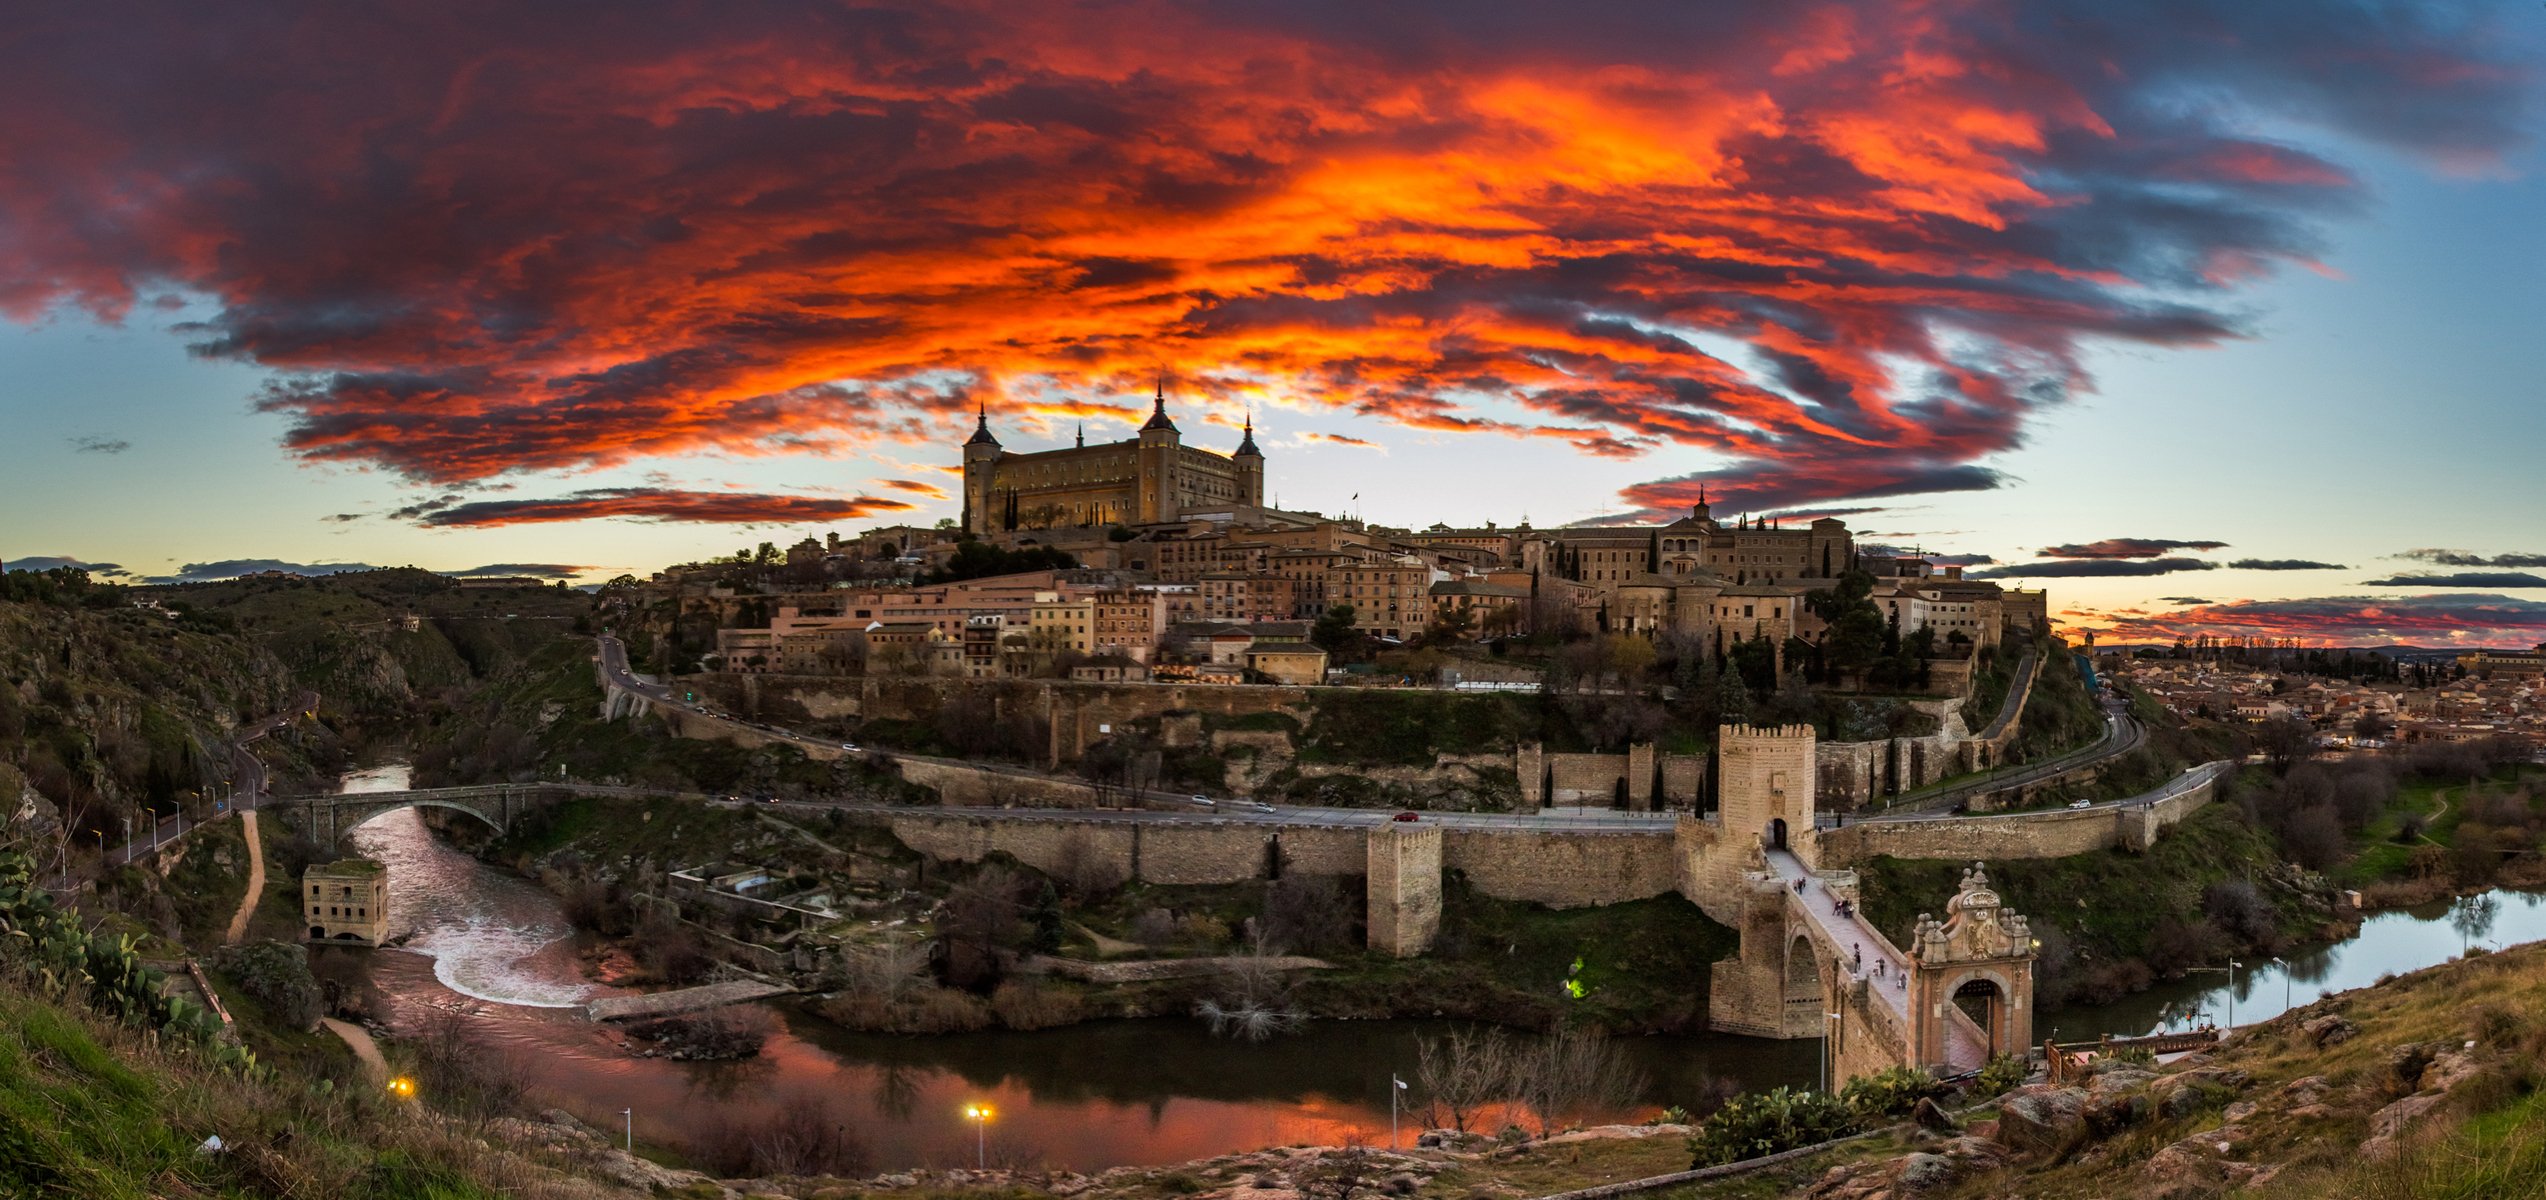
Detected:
[2186,960,2242,1029]
[621,1108,633,1154]
[1390,1074,1408,1149]
[964,1104,993,1168]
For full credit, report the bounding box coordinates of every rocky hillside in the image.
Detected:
[1,574,304,854]
[1683,939,2546,1199]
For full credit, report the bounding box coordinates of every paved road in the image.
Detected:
[1840,758,2230,828]
[598,635,1682,832]
[53,690,315,888]
[1870,697,2143,817]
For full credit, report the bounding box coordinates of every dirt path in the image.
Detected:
[223,811,265,946]
[321,1017,388,1083]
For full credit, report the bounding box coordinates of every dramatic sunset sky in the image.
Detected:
[3,1,2541,644]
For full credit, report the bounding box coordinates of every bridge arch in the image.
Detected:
[271,785,567,852]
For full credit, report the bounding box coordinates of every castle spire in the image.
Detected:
[1076,422,1084,448]
[966,402,999,447]
[1236,408,1261,456]
[1141,376,1178,432]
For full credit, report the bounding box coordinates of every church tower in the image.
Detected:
[962,405,1002,534]
[1137,380,1182,523]
[1233,411,1264,507]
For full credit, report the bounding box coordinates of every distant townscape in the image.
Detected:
[649,387,2049,688]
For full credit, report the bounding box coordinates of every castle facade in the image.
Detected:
[963,385,1263,533]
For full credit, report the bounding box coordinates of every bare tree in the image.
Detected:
[1051,829,1126,900]
[1511,1027,1646,1137]
[1195,935,1307,1042]
[1415,1027,1518,1132]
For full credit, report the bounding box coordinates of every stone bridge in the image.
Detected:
[265,783,660,850]
[1695,726,2038,1086]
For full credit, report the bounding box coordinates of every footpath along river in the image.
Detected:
[340,763,2546,1171]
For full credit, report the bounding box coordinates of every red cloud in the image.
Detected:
[1304,432,1382,449]
[418,488,913,528]
[2076,594,2546,646]
[0,3,2522,516]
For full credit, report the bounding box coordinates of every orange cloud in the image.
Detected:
[0,2,2521,520]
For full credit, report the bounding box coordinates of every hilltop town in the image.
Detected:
[633,390,2047,695]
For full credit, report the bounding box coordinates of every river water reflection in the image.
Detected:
[341,763,2546,1169]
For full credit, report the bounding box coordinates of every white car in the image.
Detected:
[2067,799,2093,810]
[841,742,861,752]
[1188,795,1216,808]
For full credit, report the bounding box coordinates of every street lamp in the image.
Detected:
[386,1075,417,1100]
[621,1108,633,1154]
[964,1103,993,1168]
[2186,960,2243,1029]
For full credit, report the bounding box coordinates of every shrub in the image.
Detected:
[989,978,1082,1030]
[1686,1087,1862,1167]
[1840,1065,1946,1118]
[1968,1054,2028,1099]
[217,940,324,1031]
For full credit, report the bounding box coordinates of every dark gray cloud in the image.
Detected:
[68,436,131,454]
[388,493,469,521]
[2228,559,2345,571]
[442,564,591,578]
[2398,549,2546,569]
[2160,597,2212,606]
[2038,538,2227,560]
[149,560,383,584]
[1974,557,2217,579]
[2359,571,2546,589]
[6,555,132,579]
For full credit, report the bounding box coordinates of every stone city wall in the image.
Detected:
[1812,699,1972,809]
[1442,828,1680,909]
[1817,774,2215,864]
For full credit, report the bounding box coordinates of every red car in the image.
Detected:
[1391,811,1422,822]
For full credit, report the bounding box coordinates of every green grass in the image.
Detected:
[0,983,525,1199]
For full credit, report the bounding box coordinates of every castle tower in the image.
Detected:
[1136,380,1182,523]
[1233,411,1264,507]
[1715,723,1818,866]
[962,405,1002,535]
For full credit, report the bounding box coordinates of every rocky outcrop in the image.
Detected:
[1990,1085,2088,1159]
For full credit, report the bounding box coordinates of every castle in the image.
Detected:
[963,384,1264,533]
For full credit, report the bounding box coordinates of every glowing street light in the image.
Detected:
[386,1075,417,1100]
[964,1103,993,1168]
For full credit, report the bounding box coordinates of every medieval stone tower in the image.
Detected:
[1716,723,1819,864]
[961,405,1002,535]
[1136,382,1182,523]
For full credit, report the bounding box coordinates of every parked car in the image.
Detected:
[1392,811,1422,822]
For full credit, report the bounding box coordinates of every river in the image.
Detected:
[339,763,2546,1171]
